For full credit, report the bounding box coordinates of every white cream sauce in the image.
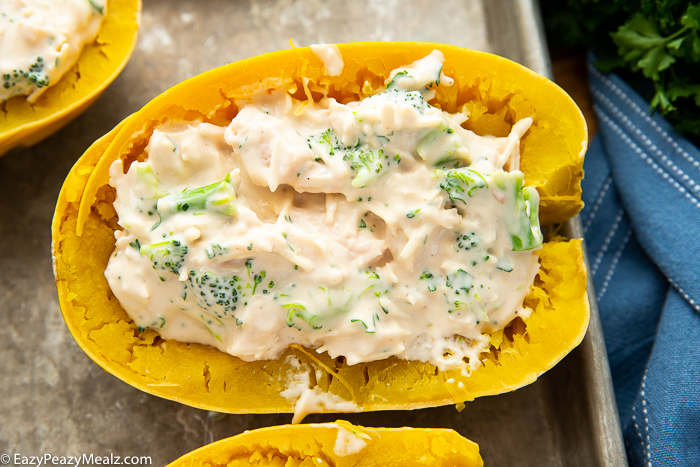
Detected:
[105,50,543,372]
[0,0,106,102]
[279,357,360,424]
[298,422,370,455]
[333,424,370,456]
[310,43,344,76]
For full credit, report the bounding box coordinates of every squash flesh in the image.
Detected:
[0,0,141,157]
[166,422,483,467]
[52,43,589,414]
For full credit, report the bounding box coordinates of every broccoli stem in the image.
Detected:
[153,173,236,229]
[438,168,543,251]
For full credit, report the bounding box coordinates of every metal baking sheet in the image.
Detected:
[0,0,627,465]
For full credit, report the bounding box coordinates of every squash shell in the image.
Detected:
[52,42,590,415]
[166,422,483,467]
[0,0,141,157]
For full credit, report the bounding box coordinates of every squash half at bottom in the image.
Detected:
[166,422,483,467]
[52,43,590,417]
[0,0,141,157]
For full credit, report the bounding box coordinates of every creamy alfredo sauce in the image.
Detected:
[105,50,543,372]
[0,0,106,102]
[310,44,344,76]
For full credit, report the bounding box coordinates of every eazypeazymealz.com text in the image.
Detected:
[6,453,152,466]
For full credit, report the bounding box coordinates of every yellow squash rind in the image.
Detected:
[52,43,590,415]
[166,422,483,467]
[0,0,141,157]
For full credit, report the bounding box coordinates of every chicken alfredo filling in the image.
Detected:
[0,0,106,102]
[105,50,543,371]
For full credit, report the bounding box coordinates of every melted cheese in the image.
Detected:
[105,50,543,372]
[0,0,106,102]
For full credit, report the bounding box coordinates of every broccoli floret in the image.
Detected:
[343,148,390,187]
[2,56,50,94]
[446,269,474,295]
[186,259,271,319]
[437,168,489,204]
[307,128,341,159]
[205,244,227,259]
[438,169,543,251]
[136,317,166,333]
[140,239,188,275]
[455,232,478,251]
[418,269,438,292]
[153,173,236,229]
[445,269,488,319]
[187,270,240,318]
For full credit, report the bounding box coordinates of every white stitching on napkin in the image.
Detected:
[584,175,613,234]
[596,110,700,210]
[591,208,624,277]
[669,280,700,313]
[632,412,643,459]
[641,370,652,467]
[592,88,700,194]
[589,64,700,173]
[597,228,632,301]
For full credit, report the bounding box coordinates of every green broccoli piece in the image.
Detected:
[386,70,410,90]
[496,256,514,272]
[133,163,168,216]
[284,303,323,330]
[351,314,379,334]
[1,56,50,94]
[416,123,464,165]
[491,171,543,251]
[186,259,271,319]
[140,239,188,275]
[446,269,474,295]
[455,231,478,251]
[153,173,236,229]
[87,0,105,15]
[343,149,389,187]
[136,163,167,196]
[187,270,240,318]
[205,244,227,259]
[438,168,542,251]
[307,128,340,158]
[199,314,224,342]
[437,168,489,204]
[281,272,382,330]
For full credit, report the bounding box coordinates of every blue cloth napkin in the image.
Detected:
[583,60,700,465]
